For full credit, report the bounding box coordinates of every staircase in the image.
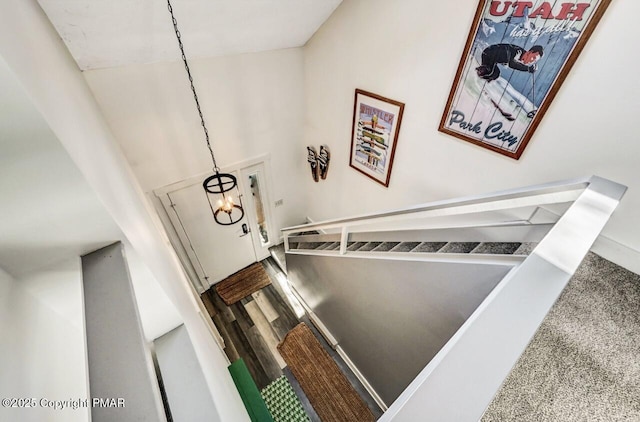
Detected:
[280,176,626,421]
[292,239,533,255]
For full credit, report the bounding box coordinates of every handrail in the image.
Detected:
[379,175,626,421]
[287,223,554,244]
[282,177,615,255]
[282,176,592,234]
[281,176,627,421]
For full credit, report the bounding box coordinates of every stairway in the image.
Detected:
[290,240,536,256]
[284,237,530,406]
[280,176,627,421]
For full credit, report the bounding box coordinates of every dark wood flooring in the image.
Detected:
[201,258,299,389]
[201,256,383,420]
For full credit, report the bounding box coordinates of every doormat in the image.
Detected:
[261,376,310,422]
[216,262,271,305]
[277,323,375,422]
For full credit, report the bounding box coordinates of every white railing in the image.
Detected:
[282,177,601,256]
[281,176,626,421]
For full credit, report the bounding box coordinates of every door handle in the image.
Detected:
[239,223,250,237]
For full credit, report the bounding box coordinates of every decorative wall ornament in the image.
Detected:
[439,0,612,159]
[306,145,331,182]
[318,145,331,180]
[307,146,319,182]
[350,89,405,187]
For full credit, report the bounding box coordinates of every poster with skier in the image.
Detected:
[439,0,612,159]
[350,89,405,187]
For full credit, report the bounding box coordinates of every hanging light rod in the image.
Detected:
[166,0,244,226]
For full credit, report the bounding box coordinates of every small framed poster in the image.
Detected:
[350,89,405,187]
[439,0,612,159]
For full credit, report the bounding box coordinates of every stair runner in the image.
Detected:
[290,241,536,255]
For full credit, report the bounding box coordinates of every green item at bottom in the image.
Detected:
[228,359,274,422]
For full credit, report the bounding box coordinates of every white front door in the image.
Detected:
[165,170,257,288]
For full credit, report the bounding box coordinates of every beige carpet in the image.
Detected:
[215,262,271,305]
[482,253,640,421]
[277,323,375,422]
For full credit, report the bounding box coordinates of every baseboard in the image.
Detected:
[287,280,338,347]
[591,235,640,275]
[307,312,339,348]
[198,312,227,360]
[286,276,387,410]
[335,345,388,411]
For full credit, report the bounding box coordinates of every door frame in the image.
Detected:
[154,154,276,292]
[239,161,276,261]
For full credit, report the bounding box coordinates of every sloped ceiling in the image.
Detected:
[37,0,342,70]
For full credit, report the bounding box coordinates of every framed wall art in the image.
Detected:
[350,89,405,187]
[439,0,612,159]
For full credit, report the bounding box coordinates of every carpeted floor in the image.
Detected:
[482,253,640,421]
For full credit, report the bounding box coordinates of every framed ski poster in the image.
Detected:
[439,0,612,159]
[350,89,405,187]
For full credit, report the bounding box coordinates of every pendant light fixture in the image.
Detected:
[167,0,244,226]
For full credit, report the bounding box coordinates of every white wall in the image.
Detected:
[82,243,167,422]
[0,260,90,422]
[125,242,183,341]
[0,1,249,420]
[83,48,307,235]
[0,266,13,315]
[0,53,126,278]
[155,325,221,422]
[301,0,640,264]
[0,248,181,422]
